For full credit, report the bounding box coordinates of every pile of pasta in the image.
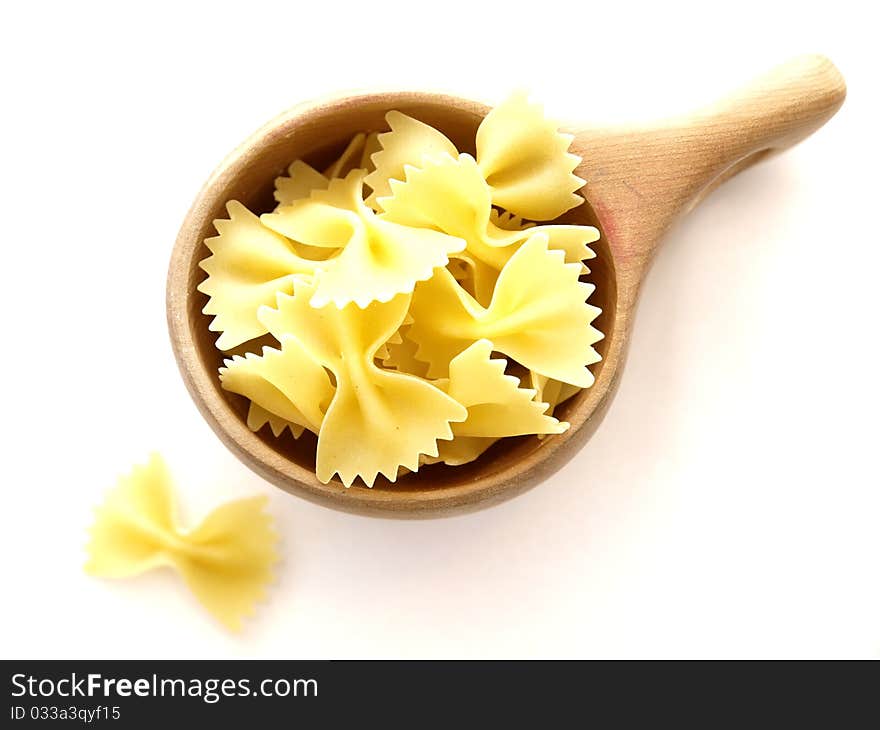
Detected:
[198,93,604,487]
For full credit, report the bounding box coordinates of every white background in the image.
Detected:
[1,1,877,659]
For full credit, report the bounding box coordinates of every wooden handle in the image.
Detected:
[681,54,847,210]
[572,55,846,285]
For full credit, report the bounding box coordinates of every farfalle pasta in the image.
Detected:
[86,454,278,631]
[262,171,465,309]
[197,93,603,487]
[379,153,598,305]
[257,285,467,486]
[439,339,567,438]
[365,92,584,220]
[406,235,602,388]
[198,202,321,350]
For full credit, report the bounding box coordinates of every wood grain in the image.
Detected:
[167,55,845,518]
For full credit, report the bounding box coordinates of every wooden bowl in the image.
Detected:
[168,55,845,518]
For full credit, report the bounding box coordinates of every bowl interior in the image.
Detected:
[178,92,617,508]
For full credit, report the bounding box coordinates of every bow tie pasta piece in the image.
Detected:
[322,132,367,179]
[365,95,584,221]
[274,160,330,207]
[487,208,592,271]
[258,286,467,486]
[447,251,502,308]
[247,402,305,438]
[373,318,408,362]
[364,110,459,209]
[422,436,498,467]
[476,91,585,220]
[261,170,465,309]
[382,329,429,378]
[198,201,331,350]
[378,153,491,237]
[379,153,598,304]
[360,131,381,173]
[85,454,278,631]
[441,339,568,438]
[274,131,369,208]
[530,371,583,416]
[380,311,427,377]
[381,153,597,261]
[529,372,583,440]
[408,234,603,387]
[219,337,335,436]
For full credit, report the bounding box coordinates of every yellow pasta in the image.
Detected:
[382,329,429,377]
[274,160,330,207]
[257,285,467,486]
[359,131,382,173]
[501,208,592,275]
[367,93,585,220]
[198,202,327,350]
[529,371,584,441]
[322,132,367,179]
[85,454,278,631]
[530,371,583,414]
[381,153,596,261]
[422,436,498,466]
[247,402,305,439]
[407,234,602,387]
[198,92,605,486]
[439,339,567,438]
[379,152,598,305]
[220,337,335,436]
[490,208,535,231]
[364,110,458,209]
[262,171,465,309]
[475,91,584,220]
[275,131,371,206]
